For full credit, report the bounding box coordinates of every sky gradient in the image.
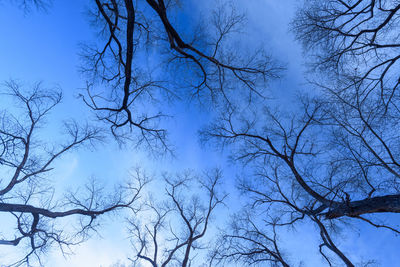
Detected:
[0,0,399,266]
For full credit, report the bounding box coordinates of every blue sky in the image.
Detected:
[0,0,399,266]
[0,1,229,265]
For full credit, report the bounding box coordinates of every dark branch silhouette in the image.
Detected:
[80,0,282,148]
[128,169,226,267]
[293,0,400,108]
[0,82,148,266]
[202,91,400,265]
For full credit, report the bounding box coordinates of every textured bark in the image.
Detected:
[325,194,400,219]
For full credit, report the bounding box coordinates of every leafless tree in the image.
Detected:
[198,1,400,265]
[293,0,400,109]
[210,210,290,267]
[128,169,226,267]
[201,86,400,265]
[80,0,281,148]
[0,81,148,266]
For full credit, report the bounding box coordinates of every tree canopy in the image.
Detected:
[1,0,400,266]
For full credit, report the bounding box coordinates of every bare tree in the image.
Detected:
[0,81,148,266]
[198,1,400,265]
[201,88,400,265]
[210,210,290,267]
[293,0,400,108]
[128,169,226,267]
[6,0,400,265]
[80,0,281,147]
